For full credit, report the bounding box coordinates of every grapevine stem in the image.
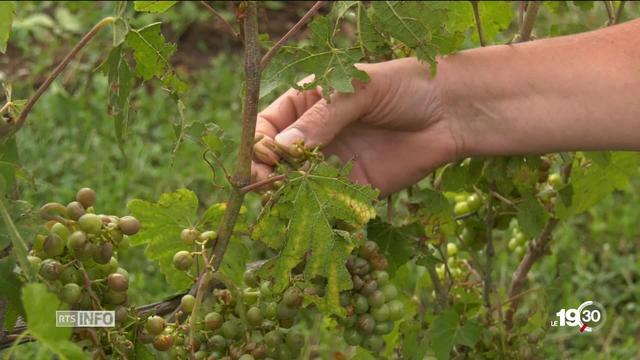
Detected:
[0,198,36,282]
[614,0,626,24]
[260,1,324,70]
[13,17,115,131]
[239,174,286,194]
[603,0,615,25]
[517,1,541,42]
[200,1,240,40]
[470,1,486,46]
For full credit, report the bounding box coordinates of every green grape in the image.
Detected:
[180,294,196,313]
[454,201,471,216]
[282,286,303,307]
[61,283,82,304]
[360,279,378,296]
[78,213,102,234]
[207,334,226,350]
[180,228,200,245]
[67,231,87,251]
[114,305,128,323]
[51,222,70,241]
[352,257,370,275]
[259,280,273,297]
[374,321,394,335]
[367,290,385,308]
[387,300,404,321]
[356,314,375,334]
[370,256,388,271]
[60,266,81,285]
[199,230,218,242]
[194,351,208,359]
[43,233,65,257]
[353,294,369,314]
[372,271,389,286]
[548,173,563,189]
[118,216,140,235]
[343,328,363,346]
[371,304,390,322]
[359,241,379,260]
[39,259,63,281]
[204,312,224,330]
[339,292,351,307]
[76,188,96,208]
[243,269,260,288]
[104,289,127,305]
[243,288,259,305]
[363,334,385,351]
[153,334,174,352]
[264,330,283,348]
[221,320,242,340]
[351,275,365,290]
[466,193,483,211]
[66,201,86,221]
[514,246,525,257]
[92,242,114,265]
[285,329,305,350]
[145,315,165,335]
[27,255,42,273]
[381,284,398,301]
[261,301,278,319]
[247,306,263,326]
[107,273,129,292]
[172,251,193,271]
[507,237,518,251]
[276,302,298,320]
[447,243,459,257]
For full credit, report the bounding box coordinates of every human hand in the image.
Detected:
[252,57,463,196]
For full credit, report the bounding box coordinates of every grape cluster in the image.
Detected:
[507,227,528,257]
[141,271,311,359]
[30,188,138,311]
[337,241,403,351]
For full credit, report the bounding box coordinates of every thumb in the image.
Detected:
[274,90,367,148]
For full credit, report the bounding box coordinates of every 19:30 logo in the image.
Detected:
[550,301,606,333]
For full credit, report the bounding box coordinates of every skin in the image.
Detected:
[252,19,640,197]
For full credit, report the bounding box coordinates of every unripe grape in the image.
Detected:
[199,230,218,242]
[78,214,102,234]
[118,216,140,235]
[285,329,304,350]
[251,343,268,359]
[138,330,154,344]
[145,315,165,335]
[76,188,96,208]
[114,305,128,323]
[372,271,389,286]
[67,231,87,251]
[370,256,388,271]
[514,246,525,257]
[61,283,82,304]
[352,275,365,290]
[360,279,378,296]
[363,334,385,351]
[27,255,42,273]
[181,228,200,245]
[367,290,385,308]
[387,300,404,321]
[207,334,226,350]
[359,241,379,260]
[247,306,263,326]
[60,266,80,285]
[514,231,527,245]
[204,312,224,330]
[548,173,563,189]
[51,222,70,241]
[243,269,260,288]
[39,259,63,280]
[259,280,273,297]
[282,286,303,307]
[172,251,193,271]
[261,301,278,319]
[447,243,459,257]
[508,237,518,251]
[466,193,483,211]
[43,234,65,257]
[371,303,390,322]
[180,294,196,313]
[454,201,471,216]
[92,242,113,265]
[153,334,174,352]
[344,328,363,345]
[221,320,242,340]
[353,294,369,314]
[339,292,351,307]
[277,302,298,320]
[356,314,375,334]
[107,273,129,292]
[264,330,283,348]
[374,320,394,335]
[104,289,127,305]
[352,257,370,275]
[66,201,86,221]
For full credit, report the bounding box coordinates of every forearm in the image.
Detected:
[438,18,640,158]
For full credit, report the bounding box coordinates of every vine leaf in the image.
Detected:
[100,45,134,145]
[125,22,187,94]
[0,257,23,329]
[128,189,247,289]
[253,163,378,315]
[368,218,423,276]
[0,1,16,53]
[557,152,640,219]
[448,1,513,44]
[430,310,481,360]
[22,283,87,359]
[261,16,369,99]
[516,194,548,238]
[134,1,178,13]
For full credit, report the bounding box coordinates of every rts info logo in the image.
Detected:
[550,301,606,333]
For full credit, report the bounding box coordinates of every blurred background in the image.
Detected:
[2,1,639,358]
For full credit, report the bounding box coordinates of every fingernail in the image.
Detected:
[275,128,305,147]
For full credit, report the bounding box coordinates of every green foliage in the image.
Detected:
[133,1,177,14]
[254,163,377,314]
[368,219,421,276]
[430,310,480,360]
[0,1,16,53]
[21,283,86,359]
